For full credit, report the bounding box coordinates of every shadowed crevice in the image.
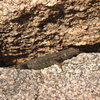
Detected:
[69,43,100,53]
[0,43,99,68]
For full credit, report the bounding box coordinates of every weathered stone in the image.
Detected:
[0,0,100,66]
[0,53,100,99]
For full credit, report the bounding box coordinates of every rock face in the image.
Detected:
[0,53,100,99]
[0,0,100,66]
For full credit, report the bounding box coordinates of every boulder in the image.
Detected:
[0,0,100,66]
[0,53,100,99]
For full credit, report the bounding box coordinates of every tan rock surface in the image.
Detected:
[0,0,100,66]
[0,53,100,99]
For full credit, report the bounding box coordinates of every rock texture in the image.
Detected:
[0,0,100,66]
[0,53,100,100]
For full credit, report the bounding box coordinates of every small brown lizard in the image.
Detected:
[15,47,80,70]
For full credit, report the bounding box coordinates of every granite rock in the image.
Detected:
[0,53,100,100]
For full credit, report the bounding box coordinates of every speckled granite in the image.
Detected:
[0,0,100,66]
[0,53,100,100]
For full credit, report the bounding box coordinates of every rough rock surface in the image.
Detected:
[0,53,100,100]
[0,0,100,66]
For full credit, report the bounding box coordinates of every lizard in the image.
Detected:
[14,47,81,70]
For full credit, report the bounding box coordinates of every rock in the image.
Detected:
[0,0,100,66]
[0,53,100,99]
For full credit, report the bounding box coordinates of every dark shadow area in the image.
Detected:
[90,0,100,4]
[69,43,100,53]
[10,12,32,24]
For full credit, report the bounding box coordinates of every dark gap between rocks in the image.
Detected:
[0,43,100,69]
[13,43,100,70]
[68,43,100,53]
